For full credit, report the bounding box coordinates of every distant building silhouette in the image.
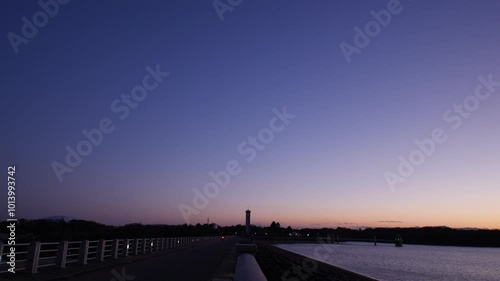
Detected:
[245,209,251,236]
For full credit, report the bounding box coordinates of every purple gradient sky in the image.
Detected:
[1,0,500,229]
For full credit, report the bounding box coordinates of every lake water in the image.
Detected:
[275,242,500,281]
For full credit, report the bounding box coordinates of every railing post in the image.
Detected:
[97,239,106,261]
[55,241,68,268]
[26,241,41,274]
[156,238,160,251]
[0,242,4,260]
[123,239,130,257]
[161,238,165,251]
[142,238,147,254]
[111,239,119,259]
[79,240,89,265]
[134,239,139,255]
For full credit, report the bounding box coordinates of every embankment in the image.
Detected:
[255,241,377,281]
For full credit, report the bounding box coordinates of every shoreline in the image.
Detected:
[253,236,500,248]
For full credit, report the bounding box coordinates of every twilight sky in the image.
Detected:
[1,0,500,229]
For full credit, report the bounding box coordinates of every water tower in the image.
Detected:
[245,209,251,236]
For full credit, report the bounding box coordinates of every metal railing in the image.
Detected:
[0,236,219,274]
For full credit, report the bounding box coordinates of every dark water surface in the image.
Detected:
[276,242,500,281]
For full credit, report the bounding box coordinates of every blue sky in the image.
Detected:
[1,0,500,228]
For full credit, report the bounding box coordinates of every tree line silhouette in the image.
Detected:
[1,219,499,247]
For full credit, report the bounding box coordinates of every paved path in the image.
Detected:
[63,236,237,281]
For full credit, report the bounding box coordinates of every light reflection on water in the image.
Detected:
[275,242,500,281]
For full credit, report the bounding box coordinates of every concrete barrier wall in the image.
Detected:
[234,253,267,281]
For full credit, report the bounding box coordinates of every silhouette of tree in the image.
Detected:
[3,219,500,247]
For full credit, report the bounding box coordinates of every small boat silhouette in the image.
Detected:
[395,234,403,247]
